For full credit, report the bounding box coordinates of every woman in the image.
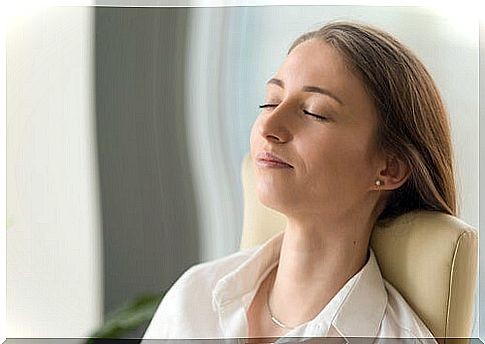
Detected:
[143,21,455,342]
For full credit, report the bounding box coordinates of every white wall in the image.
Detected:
[7,7,102,337]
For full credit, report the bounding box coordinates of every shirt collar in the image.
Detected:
[331,247,388,339]
[212,231,283,309]
[212,231,388,339]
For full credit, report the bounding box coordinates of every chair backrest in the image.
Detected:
[239,153,478,339]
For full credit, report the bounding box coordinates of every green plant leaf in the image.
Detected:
[86,291,166,343]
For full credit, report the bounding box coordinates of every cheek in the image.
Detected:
[336,139,377,185]
[307,133,375,181]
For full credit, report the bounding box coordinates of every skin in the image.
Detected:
[247,38,410,338]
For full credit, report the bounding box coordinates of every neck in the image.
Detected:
[267,212,374,328]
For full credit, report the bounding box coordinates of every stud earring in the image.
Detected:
[375,180,382,190]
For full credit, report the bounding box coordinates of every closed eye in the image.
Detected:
[302,109,329,122]
[258,104,329,122]
[258,104,278,109]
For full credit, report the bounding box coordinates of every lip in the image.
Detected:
[255,152,293,168]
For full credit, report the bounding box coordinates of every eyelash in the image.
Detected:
[258,103,329,122]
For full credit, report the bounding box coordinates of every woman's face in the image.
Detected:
[250,38,384,220]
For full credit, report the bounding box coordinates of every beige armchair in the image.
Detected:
[239,153,478,340]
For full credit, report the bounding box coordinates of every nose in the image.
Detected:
[257,102,294,144]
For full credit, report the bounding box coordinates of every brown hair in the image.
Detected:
[288,21,457,223]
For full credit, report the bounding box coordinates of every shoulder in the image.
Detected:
[380,279,437,342]
[143,245,259,339]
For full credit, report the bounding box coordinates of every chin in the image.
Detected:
[255,184,293,214]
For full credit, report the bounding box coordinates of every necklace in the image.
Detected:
[266,276,296,330]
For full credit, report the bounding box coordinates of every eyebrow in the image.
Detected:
[266,78,344,105]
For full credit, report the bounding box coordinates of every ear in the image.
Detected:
[377,154,411,191]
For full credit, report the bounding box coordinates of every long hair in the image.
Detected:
[288,21,457,223]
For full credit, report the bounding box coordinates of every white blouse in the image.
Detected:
[142,231,437,343]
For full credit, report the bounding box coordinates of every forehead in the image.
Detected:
[271,39,357,97]
[270,39,376,117]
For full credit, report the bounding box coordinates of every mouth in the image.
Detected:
[255,152,293,168]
